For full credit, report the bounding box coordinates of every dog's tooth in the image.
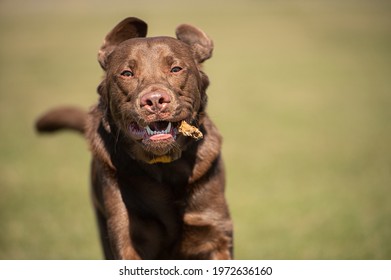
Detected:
[146,126,153,135]
[165,122,172,134]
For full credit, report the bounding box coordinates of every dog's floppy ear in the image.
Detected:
[98,17,148,70]
[176,24,213,63]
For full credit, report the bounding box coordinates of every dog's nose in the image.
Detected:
[140,92,171,112]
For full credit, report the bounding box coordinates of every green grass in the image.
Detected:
[1,0,391,259]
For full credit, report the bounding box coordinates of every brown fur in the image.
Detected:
[36,17,233,259]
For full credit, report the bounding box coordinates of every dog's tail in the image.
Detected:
[35,106,88,134]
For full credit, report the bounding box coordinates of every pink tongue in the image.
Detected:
[150,134,172,141]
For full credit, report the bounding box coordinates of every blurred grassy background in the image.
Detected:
[1,0,390,259]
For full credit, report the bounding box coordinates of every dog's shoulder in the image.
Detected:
[85,105,115,170]
[188,114,223,183]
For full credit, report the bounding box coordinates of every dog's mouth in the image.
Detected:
[129,121,179,143]
[128,119,202,163]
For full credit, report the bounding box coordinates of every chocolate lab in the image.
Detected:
[36,17,233,259]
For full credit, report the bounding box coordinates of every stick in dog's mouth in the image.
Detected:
[178,120,203,140]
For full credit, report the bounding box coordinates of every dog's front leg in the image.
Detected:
[101,171,141,260]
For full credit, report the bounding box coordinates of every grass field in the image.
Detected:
[1,0,391,259]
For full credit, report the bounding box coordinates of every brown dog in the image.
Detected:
[36,17,233,260]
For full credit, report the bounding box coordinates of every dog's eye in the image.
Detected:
[121,70,134,77]
[170,66,182,73]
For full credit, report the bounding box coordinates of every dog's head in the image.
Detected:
[97,17,213,164]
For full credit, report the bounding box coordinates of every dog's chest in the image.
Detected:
[117,163,191,258]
